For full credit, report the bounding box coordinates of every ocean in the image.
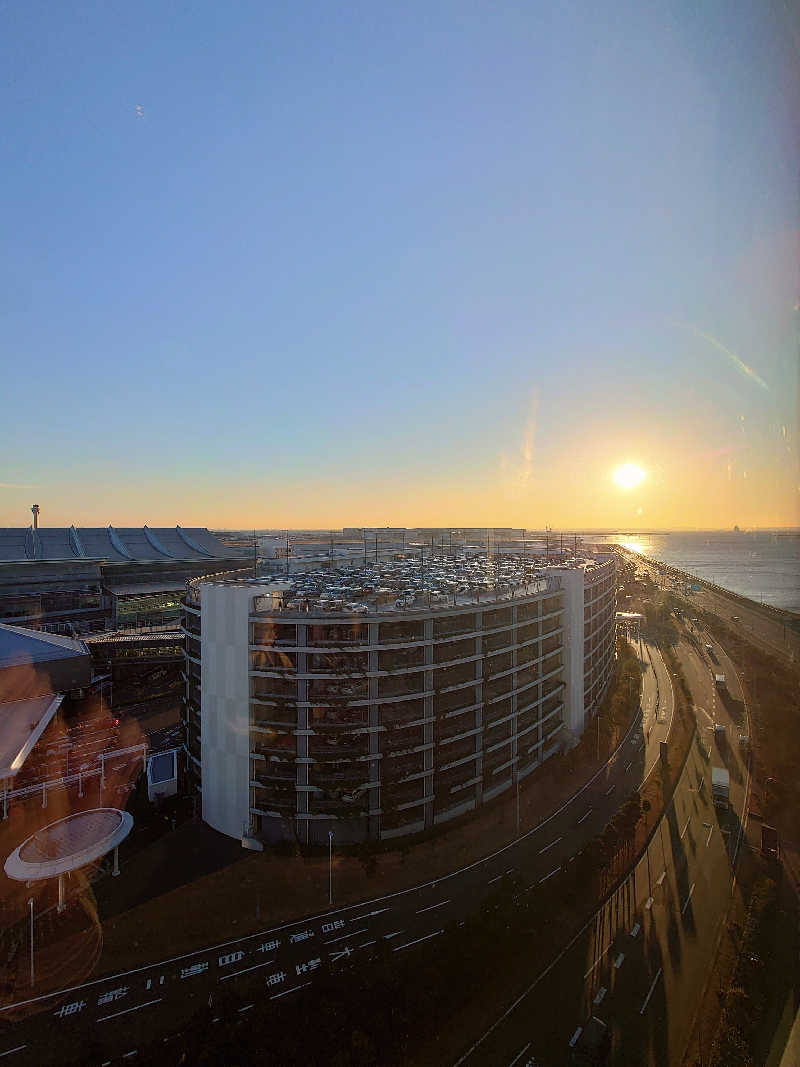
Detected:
[592,531,800,614]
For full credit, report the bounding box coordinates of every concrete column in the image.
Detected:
[511,604,519,783]
[474,611,484,805]
[296,624,309,845]
[368,621,381,840]
[423,617,434,829]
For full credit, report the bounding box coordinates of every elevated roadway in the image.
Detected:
[452,627,749,1066]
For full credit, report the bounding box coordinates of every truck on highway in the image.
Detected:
[712,767,730,811]
[714,672,726,688]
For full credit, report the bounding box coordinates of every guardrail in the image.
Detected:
[0,743,179,819]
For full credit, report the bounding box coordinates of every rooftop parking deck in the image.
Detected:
[185,552,614,615]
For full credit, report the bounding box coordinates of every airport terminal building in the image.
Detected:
[183,553,616,845]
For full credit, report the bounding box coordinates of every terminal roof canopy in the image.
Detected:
[0,693,63,778]
[0,526,249,563]
[0,624,87,671]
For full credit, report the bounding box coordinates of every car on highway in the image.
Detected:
[570,1015,611,1065]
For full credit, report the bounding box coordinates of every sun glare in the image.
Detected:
[614,463,646,490]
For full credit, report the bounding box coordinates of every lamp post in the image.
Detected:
[328,831,334,907]
[29,897,34,987]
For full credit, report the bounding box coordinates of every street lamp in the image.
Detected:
[28,897,34,987]
[596,714,604,762]
[328,830,334,907]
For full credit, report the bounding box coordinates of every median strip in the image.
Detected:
[681,882,695,915]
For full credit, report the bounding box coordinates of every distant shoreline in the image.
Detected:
[617,545,800,623]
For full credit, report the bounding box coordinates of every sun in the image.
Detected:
[614,463,646,490]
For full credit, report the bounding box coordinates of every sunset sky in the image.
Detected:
[2,1,798,530]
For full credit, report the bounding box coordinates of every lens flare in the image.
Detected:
[614,463,646,490]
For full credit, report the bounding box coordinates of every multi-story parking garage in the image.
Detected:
[182,553,616,845]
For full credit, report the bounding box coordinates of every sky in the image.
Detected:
[1,1,798,530]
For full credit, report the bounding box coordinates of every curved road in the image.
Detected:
[0,640,671,1065]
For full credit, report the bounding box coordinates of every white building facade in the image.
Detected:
[183,554,616,844]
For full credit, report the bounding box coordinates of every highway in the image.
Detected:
[452,626,749,1067]
[0,640,672,1066]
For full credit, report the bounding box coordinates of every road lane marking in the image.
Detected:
[630,922,640,937]
[640,968,663,1014]
[507,1042,532,1067]
[219,957,275,981]
[680,816,691,840]
[605,784,615,796]
[577,808,593,824]
[270,981,311,1000]
[593,986,607,1005]
[645,896,654,910]
[539,866,560,884]
[569,1027,583,1047]
[0,1047,26,1059]
[393,929,443,952]
[238,1004,253,1013]
[416,899,450,914]
[358,940,376,949]
[5,706,654,1026]
[625,761,632,773]
[488,873,504,885]
[705,825,713,847]
[349,908,389,922]
[681,883,696,914]
[325,928,366,944]
[614,953,625,969]
[539,836,562,854]
[99,998,162,1023]
[656,871,666,887]
[384,930,405,939]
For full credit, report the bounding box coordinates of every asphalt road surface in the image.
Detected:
[0,641,673,1066]
[453,628,749,1067]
